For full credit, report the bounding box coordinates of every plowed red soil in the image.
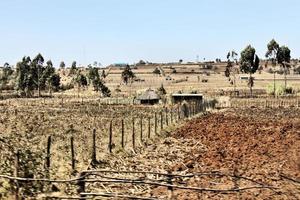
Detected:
[152,108,300,199]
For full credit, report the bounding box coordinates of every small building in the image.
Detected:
[136,89,160,105]
[171,93,203,104]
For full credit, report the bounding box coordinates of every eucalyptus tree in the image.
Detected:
[240,45,260,97]
[266,39,280,96]
[266,39,291,95]
[121,65,135,85]
[225,50,238,91]
[277,46,291,92]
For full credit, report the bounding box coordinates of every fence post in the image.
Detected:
[165,108,169,126]
[77,171,86,200]
[14,150,20,200]
[109,121,113,153]
[170,108,173,123]
[148,117,151,138]
[121,119,125,148]
[160,111,163,130]
[132,118,135,149]
[167,171,174,199]
[140,116,143,142]
[91,129,97,163]
[154,113,157,135]
[70,136,75,173]
[46,136,51,178]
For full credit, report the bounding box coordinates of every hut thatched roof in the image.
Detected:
[137,89,160,100]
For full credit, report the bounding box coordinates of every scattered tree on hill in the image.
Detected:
[69,61,77,76]
[47,74,60,96]
[101,69,106,79]
[225,50,238,91]
[87,66,100,90]
[138,60,146,65]
[0,63,14,90]
[157,84,167,96]
[31,53,45,97]
[240,45,260,97]
[121,65,135,85]
[74,72,88,97]
[59,61,65,69]
[15,56,34,97]
[278,46,291,92]
[266,39,291,94]
[153,67,161,75]
[265,39,279,96]
[87,66,111,96]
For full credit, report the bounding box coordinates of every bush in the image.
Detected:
[266,83,294,96]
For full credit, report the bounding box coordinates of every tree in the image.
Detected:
[240,45,260,97]
[31,53,45,97]
[69,61,77,76]
[15,56,34,97]
[0,63,14,90]
[121,65,135,85]
[101,70,106,79]
[97,80,111,97]
[157,84,167,96]
[47,74,61,96]
[266,39,291,94]
[225,51,238,91]
[277,46,291,92]
[73,72,87,97]
[138,60,146,65]
[59,61,66,69]
[153,67,161,75]
[265,39,280,96]
[87,66,100,91]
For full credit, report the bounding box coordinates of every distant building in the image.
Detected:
[171,93,203,104]
[136,89,160,105]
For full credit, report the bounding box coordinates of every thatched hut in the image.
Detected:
[136,89,160,105]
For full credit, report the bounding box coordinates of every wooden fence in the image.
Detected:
[0,100,216,199]
[228,98,300,108]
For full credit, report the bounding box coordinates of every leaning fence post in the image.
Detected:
[14,150,20,200]
[70,136,75,173]
[91,129,97,163]
[121,119,125,148]
[109,120,113,153]
[77,171,86,200]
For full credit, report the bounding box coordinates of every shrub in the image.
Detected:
[266,83,294,96]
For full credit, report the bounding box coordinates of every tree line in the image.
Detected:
[0,54,111,98]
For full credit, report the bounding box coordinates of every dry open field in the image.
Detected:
[0,96,299,199]
[0,65,299,199]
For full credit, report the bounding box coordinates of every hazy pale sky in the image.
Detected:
[0,0,299,67]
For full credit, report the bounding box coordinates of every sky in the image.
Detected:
[0,0,299,67]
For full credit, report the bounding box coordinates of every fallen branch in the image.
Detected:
[280,174,300,184]
[83,178,278,193]
[81,192,160,200]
